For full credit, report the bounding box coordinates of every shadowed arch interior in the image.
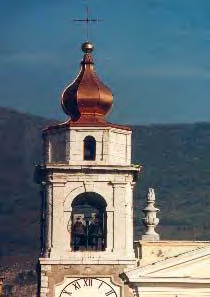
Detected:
[71,192,107,251]
[72,192,107,208]
[83,135,96,160]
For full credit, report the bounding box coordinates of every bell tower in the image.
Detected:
[37,41,140,297]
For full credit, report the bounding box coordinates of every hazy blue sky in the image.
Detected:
[1,0,210,124]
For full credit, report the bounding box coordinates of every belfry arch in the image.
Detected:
[71,192,107,251]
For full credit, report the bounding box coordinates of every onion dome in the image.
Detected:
[61,42,113,124]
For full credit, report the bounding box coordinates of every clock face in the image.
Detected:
[59,277,119,297]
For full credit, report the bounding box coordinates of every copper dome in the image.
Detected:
[61,42,113,123]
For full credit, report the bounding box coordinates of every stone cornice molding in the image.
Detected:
[128,276,210,284]
[39,257,137,266]
[39,164,141,173]
[125,245,210,281]
[44,125,132,134]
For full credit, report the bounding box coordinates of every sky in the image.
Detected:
[1,0,210,124]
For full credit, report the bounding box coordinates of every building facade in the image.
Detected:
[36,41,210,297]
[36,41,140,297]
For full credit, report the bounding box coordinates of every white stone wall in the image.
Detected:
[127,242,210,297]
[43,170,136,260]
[41,124,140,265]
[44,126,131,166]
[44,130,67,163]
[40,264,51,297]
[109,130,131,164]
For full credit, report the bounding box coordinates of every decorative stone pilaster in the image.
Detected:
[44,182,53,257]
[65,130,70,162]
[40,182,46,257]
[43,133,51,163]
[106,210,114,252]
[112,182,132,254]
[125,182,135,255]
[64,210,72,251]
[142,188,160,241]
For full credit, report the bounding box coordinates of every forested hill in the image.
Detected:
[0,107,54,265]
[0,107,210,266]
[132,124,210,241]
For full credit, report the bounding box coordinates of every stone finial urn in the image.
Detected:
[142,188,160,241]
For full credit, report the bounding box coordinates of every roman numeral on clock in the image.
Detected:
[62,290,72,296]
[83,278,93,286]
[105,289,115,296]
[98,281,103,289]
[72,280,81,290]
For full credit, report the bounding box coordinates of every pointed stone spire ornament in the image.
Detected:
[142,188,160,241]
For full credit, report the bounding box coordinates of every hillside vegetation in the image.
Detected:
[132,124,210,240]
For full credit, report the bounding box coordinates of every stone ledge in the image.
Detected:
[135,240,210,246]
[41,164,141,172]
[39,257,137,266]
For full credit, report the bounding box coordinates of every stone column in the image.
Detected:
[106,211,114,252]
[45,182,53,257]
[43,134,51,163]
[102,130,109,162]
[63,210,72,251]
[112,183,127,253]
[65,130,70,163]
[125,183,135,255]
[51,183,65,255]
[125,133,131,164]
[40,183,46,257]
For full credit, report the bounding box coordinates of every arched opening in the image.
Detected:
[71,192,107,251]
[83,136,96,160]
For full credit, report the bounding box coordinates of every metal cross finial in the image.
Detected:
[74,5,101,41]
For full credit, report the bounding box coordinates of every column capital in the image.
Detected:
[110,182,127,188]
